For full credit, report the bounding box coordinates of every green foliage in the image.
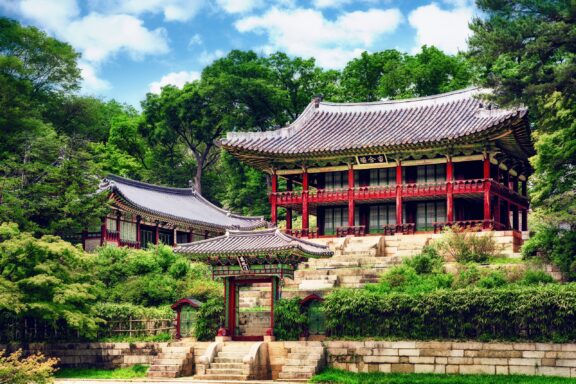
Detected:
[477,270,508,289]
[273,298,306,340]
[324,284,576,341]
[311,369,576,384]
[520,270,555,286]
[195,298,224,341]
[0,223,100,338]
[468,2,576,274]
[56,365,148,379]
[436,227,501,263]
[0,349,58,384]
[92,303,172,321]
[366,265,453,295]
[404,246,443,274]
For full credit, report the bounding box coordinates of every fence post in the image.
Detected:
[129,316,133,338]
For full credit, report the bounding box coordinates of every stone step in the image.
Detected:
[285,358,322,366]
[209,362,244,369]
[156,352,192,359]
[147,371,180,378]
[287,352,323,360]
[206,368,245,375]
[161,346,191,353]
[281,365,316,373]
[213,357,244,364]
[278,372,315,380]
[154,358,187,365]
[289,346,325,354]
[148,365,181,372]
[194,375,249,381]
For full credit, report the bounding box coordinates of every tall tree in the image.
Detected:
[468,0,576,275]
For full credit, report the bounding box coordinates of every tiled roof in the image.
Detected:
[174,228,333,258]
[221,88,533,162]
[100,175,266,231]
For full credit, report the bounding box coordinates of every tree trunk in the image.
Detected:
[194,160,203,195]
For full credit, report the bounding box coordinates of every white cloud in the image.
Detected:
[149,70,201,94]
[78,61,111,92]
[235,7,402,68]
[188,33,203,48]
[198,49,225,65]
[88,0,206,22]
[216,0,262,14]
[408,2,474,54]
[65,13,169,63]
[312,0,352,9]
[18,0,79,30]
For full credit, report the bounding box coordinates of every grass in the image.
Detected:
[55,364,148,379]
[311,369,576,384]
[97,332,172,342]
[488,257,525,264]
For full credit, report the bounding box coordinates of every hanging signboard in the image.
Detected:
[238,256,250,271]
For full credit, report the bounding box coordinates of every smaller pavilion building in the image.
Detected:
[174,229,332,340]
[82,175,266,251]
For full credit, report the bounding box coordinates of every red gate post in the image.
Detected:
[348,165,355,228]
[271,173,278,226]
[483,155,491,229]
[446,156,454,222]
[286,179,293,231]
[395,160,403,227]
[302,170,309,234]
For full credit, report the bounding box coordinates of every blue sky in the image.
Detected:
[0,0,477,108]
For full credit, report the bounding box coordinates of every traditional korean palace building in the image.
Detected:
[221,88,535,238]
[82,175,266,251]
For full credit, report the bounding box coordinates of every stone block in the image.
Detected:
[416,341,452,350]
[446,365,459,374]
[556,359,576,368]
[509,365,536,375]
[483,343,514,351]
[364,356,399,364]
[508,358,540,366]
[561,344,576,352]
[513,343,536,351]
[459,364,496,375]
[398,349,420,357]
[452,342,483,350]
[378,363,391,372]
[390,363,414,373]
[522,351,546,358]
[557,352,576,359]
[388,341,416,349]
[536,343,561,351]
[367,364,379,373]
[435,357,448,364]
[537,366,571,377]
[472,358,509,366]
[475,350,522,358]
[327,348,347,356]
[414,364,436,373]
[356,348,372,356]
[447,357,474,365]
[373,348,399,356]
[434,364,446,374]
[541,358,557,366]
[408,356,435,364]
[496,366,509,375]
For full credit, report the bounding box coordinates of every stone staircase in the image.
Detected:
[195,342,254,381]
[278,341,326,382]
[147,341,194,378]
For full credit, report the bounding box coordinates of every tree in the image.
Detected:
[468,0,576,276]
[142,83,226,194]
[0,223,100,338]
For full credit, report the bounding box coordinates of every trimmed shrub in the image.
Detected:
[324,284,576,341]
[195,298,224,341]
[477,270,508,288]
[405,246,443,274]
[520,270,555,285]
[273,298,306,340]
[0,349,57,384]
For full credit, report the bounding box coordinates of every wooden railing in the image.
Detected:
[285,228,318,238]
[276,190,302,204]
[106,230,119,242]
[354,185,396,200]
[382,223,416,235]
[432,220,487,233]
[309,188,348,203]
[119,239,141,248]
[402,181,447,197]
[336,226,366,237]
[452,179,484,194]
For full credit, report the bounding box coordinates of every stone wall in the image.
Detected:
[325,341,576,378]
[0,342,167,369]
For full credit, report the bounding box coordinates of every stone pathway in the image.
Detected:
[56,379,295,384]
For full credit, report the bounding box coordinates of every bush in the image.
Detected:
[477,270,508,288]
[0,350,58,384]
[324,284,576,341]
[368,265,453,295]
[195,298,224,341]
[520,270,555,285]
[436,226,501,263]
[405,246,443,274]
[523,226,576,280]
[273,298,306,340]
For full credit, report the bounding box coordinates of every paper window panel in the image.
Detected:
[106,218,117,232]
[120,221,137,241]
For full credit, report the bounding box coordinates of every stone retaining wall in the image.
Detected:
[0,342,167,369]
[325,341,576,378]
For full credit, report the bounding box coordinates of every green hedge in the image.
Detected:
[273,298,306,340]
[324,285,576,341]
[195,298,224,341]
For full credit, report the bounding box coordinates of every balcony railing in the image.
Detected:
[106,230,119,242]
[336,226,366,237]
[383,223,416,235]
[119,239,141,248]
[271,178,528,206]
[285,228,318,238]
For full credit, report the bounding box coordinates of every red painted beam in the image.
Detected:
[348,166,355,227]
[302,171,309,231]
[396,161,403,225]
[446,157,454,222]
[271,173,278,225]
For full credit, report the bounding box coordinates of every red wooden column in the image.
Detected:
[136,216,141,247]
[348,165,355,227]
[271,173,278,226]
[116,212,121,243]
[286,179,293,230]
[446,157,454,222]
[512,205,519,230]
[302,170,309,233]
[395,160,403,226]
[483,156,492,229]
[154,221,160,244]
